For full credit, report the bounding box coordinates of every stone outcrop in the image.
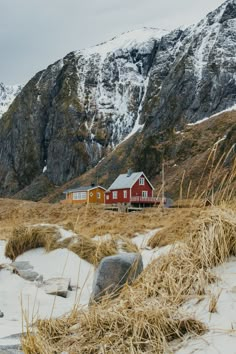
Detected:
[90,253,143,302]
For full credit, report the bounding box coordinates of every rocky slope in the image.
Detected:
[1,0,236,199]
[0,83,21,119]
[37,108,235,203]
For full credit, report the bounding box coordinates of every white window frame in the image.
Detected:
[97,192,101,199]
[139,177,145,185]
[73,191,87,200]
[112,191,118,199]
[106,195,109,200]
[123,190,127,198]
[142,191,148,198]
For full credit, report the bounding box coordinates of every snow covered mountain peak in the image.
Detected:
[79,27,169,60]
[0,83,21,119]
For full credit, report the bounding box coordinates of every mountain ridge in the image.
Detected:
[0,0,236,200]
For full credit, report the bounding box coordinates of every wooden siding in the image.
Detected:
[105,174,154,204]
[62,187,105,204]
[131,174,153,198]
[88,187,105,204]
[105,188,130,204]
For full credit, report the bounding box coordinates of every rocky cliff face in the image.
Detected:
[0,83,21,119]
[142,0,236,132]
[0,28,167,195]
[0,0,236,198]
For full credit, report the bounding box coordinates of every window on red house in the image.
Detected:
[123,190,127,198]
[139,177,145,185]
[113,191,118,199]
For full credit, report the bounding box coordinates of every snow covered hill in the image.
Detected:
[1,0,236,198]
[0,83,21,119]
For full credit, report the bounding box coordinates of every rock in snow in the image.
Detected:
[91,253,143,302]
[41,277,71,298]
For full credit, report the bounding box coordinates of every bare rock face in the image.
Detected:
[142,0,236,132]
[90,253,143,302]
[1,2,236,199]
[0,29,166,197]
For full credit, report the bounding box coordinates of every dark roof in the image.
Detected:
[63,185,106,194]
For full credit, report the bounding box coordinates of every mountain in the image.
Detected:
[141,0,236,132]
[0,83,21,119]
[0,0,236,200]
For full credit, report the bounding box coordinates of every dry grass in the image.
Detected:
[20,206,236,353]
[5,226,59,260]
[148,208,202,248]
[68,236,119,266]
[21,300,206,354]
[4,223,138,266]
[208,291,221,313]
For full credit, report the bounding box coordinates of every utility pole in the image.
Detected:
[162,160,165,207]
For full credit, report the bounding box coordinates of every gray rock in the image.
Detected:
[0,310,4,318]
[41,277,71,298]
[12,261,33,271]
[18,270,39,282]
[91,253,143,302]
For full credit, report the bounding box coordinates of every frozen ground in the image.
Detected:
[0,237,94,349]
[0,227,236,353]
[172,257,236,354]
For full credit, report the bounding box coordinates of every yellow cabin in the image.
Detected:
[62,185,106,204]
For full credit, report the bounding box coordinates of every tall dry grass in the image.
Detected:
[21,206,236,353]
[5,226,59,260]
[5,224,138,266]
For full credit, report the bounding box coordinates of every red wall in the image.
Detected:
[105,174,153,204]
[105,188,130,204]
[131,174,153,197]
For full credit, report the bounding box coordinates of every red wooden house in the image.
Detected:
[105,171,160,206]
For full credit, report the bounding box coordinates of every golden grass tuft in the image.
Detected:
[20,206,236,353]
[21,300,206,354]
[208,291,221,313]
[4,223,138,266]
[5,225,59,260]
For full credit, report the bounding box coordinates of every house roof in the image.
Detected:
[107,172,154,191]
[63,185,106,194]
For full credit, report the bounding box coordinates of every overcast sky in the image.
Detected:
[0,0,224,85]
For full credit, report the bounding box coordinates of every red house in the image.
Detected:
[105,171,159,206]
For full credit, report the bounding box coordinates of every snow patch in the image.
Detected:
[173,257,236,354]
[0,83,21,119]
[0,240,94,346]
[187,104,236,126]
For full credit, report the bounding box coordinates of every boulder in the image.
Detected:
[11,261,33,271]
[91,253,143,302]
[41,278,71,298]
[18,270,39,282]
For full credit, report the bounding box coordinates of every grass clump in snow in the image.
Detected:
[5,225,59,260]
[69,235,138,265]
[21,299,206,354]
[21,206,236,353]
[5,224,138,266]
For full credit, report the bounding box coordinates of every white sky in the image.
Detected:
[0,0,225,85]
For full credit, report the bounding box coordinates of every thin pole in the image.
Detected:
[162,161,165,206]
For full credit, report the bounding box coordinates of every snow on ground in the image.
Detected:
[173,256,236,354]
[187,104,236,126]
[0,241,94,348]
[2,226,236,353]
